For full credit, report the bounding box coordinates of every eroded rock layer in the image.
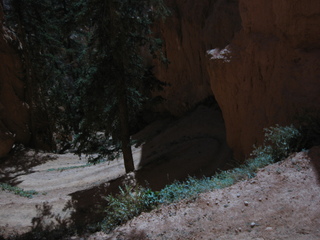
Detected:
[159,0,320,159]
[207,0,320,159]
[155,0,241,115]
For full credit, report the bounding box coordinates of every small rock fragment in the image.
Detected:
[244,201,249,206]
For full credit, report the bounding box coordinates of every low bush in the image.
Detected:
[100,185,159,232]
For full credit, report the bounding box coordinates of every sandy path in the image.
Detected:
[0,106,231,237]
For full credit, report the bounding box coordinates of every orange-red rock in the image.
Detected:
[158,0,320,160]
[207,0,320,159]
[154,0,241,115]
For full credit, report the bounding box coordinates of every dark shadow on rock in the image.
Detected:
[67,104,233,233]
[308,146,320,184]
[0,149,56,186]
[133,104,233,190]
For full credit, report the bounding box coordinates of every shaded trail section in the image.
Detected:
[0,105,232,236]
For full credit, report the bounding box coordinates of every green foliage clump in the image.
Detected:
[0,183,38,198]
[260,124,301,161]
[159,177,216,203]
[100,185,159,232]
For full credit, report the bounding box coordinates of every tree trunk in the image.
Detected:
[118,85,135,173]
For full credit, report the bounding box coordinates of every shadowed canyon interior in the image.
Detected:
[1,0,320,237]
[1,0,320,161]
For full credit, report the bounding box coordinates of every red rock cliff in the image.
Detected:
[159,0,320,160]
[0,4,30,157]
[155,0,241,115]
[208,0,320,159]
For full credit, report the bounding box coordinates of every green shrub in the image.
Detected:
[100,185,160,233]
[263,124,301,161]
[250,124,301,162]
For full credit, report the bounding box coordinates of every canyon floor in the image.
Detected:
[0,106,320,239]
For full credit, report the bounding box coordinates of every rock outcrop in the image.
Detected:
[2,0,320,161]
[0,4,30,157]
[158,0,320,160]
[155,0,241,115]
[207,0,320,159]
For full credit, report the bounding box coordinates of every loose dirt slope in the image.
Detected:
[94,150,320,240]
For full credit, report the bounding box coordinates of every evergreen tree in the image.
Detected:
[4,0,87,151]
[5,0,169,173]
[73,0,169,173]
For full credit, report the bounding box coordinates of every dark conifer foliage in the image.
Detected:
[4,0,86,151]
[4,0,169,172]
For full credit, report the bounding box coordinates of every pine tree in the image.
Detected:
[5,0,169,173]
[73,0,169,173]
[4,0,62,150]
[4,0,90,151]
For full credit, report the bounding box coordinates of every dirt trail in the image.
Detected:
[95,151,320,240]
[2,105,319,240]
[0,106,231,237]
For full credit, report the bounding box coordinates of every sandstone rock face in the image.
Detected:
[207,0,320,159]
[159,0,320,160]
[0,4,30,157]
[155,0,241,115]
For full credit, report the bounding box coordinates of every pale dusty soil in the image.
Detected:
[0,106,231,238]
[93,150,320,240]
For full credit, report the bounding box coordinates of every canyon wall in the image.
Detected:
[1,0,320,161]
[155,0,241,115]
[207,0,320,159]
[0,4,30,157]
[159,0,320,160]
